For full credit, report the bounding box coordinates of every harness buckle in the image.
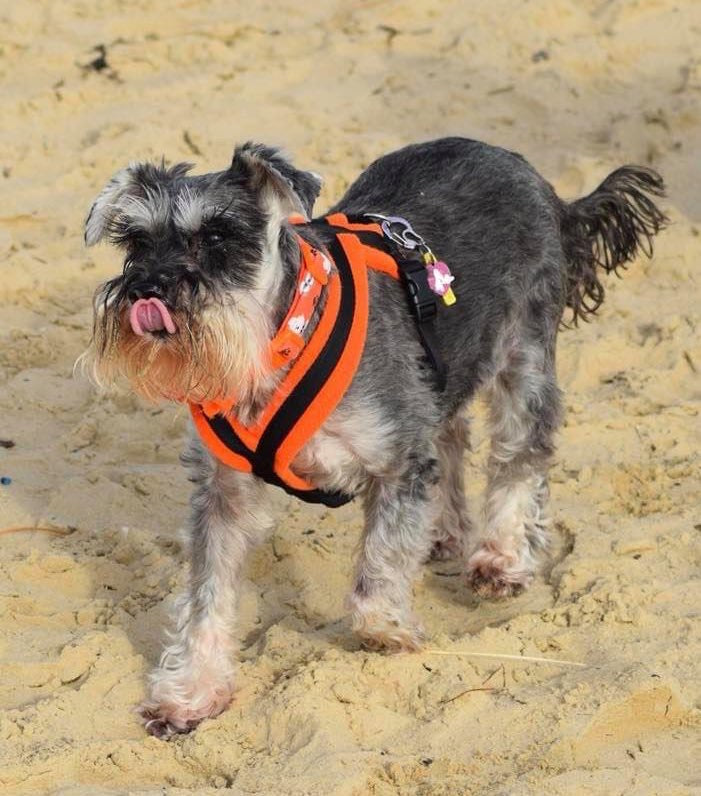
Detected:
[400,260,438,323]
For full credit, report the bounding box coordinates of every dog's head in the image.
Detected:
[81,144,322,403]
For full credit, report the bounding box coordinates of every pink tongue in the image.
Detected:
[129,298,176,336]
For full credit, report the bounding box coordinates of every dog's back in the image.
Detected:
[332,137,666,410]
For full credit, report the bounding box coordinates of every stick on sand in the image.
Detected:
[0,525,73,537]
[424,649,587,668]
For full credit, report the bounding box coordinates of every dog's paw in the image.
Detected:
[139,676,234,739]
[351,610,424,653]
[139,704,205,739]
[358,623,425,653]
[466,542,533,599]
[138,693,232,739]
[347,589,425,653]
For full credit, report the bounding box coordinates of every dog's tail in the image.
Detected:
[560,165,667,322]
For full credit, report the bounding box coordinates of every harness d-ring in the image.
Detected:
[364,213,425,250]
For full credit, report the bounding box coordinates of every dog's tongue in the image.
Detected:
[129,298,176,336]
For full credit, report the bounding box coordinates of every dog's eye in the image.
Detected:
[202,231,224,247]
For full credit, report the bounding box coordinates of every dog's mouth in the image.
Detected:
[129,297,177,336]
[90,286,264,407]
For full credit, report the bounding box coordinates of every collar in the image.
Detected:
[268,222,333,370]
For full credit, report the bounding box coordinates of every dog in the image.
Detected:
[81,137,666,737]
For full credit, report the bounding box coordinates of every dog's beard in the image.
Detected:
[79,290,272,406]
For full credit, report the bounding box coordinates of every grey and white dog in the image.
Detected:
[82,138,666,737]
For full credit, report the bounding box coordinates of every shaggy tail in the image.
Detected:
[561,165,668,322]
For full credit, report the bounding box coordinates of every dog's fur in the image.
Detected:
[81,137,666,737]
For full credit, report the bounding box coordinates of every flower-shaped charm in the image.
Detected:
[427,260,457,305]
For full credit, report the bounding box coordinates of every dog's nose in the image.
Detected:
[126,283,165,302]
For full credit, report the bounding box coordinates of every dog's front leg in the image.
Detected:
[140,440,273,738]
[347,455,439,652]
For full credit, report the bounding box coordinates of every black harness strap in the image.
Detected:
[395,257,447,390]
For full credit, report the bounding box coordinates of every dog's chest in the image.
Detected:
[291,403,396,495]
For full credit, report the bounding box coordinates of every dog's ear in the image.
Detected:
[230,143,322,219]
[84,166,138,246]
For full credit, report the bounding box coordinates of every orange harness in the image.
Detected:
[189,213,443,507]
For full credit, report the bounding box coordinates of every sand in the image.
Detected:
[0,0,699,793]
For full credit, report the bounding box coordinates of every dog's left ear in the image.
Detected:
[84,165,138,246]
[230,143,322,219]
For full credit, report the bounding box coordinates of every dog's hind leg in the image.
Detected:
[467,327,561,598]
[430,414,473,560]
[140,435,273,738]
[348,450,439,651]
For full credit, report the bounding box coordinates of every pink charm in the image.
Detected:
[427,260,454,297]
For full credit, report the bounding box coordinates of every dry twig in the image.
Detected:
[0,525,72,538]
[424,649,586,668]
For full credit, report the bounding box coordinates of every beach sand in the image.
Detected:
[0,1,699,793]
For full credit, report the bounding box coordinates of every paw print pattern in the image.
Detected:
[288,314,308,334]
[299,273,315,295]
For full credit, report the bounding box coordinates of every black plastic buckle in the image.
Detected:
[399,259,438,323]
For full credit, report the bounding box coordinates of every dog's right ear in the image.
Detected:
[84,166,137,246]
[229,143,322,219]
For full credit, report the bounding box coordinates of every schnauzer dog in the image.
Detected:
[82,137,666,737]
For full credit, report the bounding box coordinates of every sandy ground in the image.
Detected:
[0,1,699,794]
